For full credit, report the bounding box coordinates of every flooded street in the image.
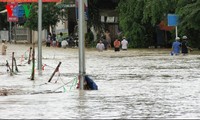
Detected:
[1,44,200,119]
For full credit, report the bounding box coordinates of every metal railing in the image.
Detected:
[13,28,30,42]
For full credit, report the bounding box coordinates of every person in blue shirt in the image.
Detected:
[171,37,181,55]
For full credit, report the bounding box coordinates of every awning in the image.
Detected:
[0,9,7,14]
[159,20,175,31]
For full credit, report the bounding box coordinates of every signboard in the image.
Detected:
[7,2,18,22]
[168,14,179,26]
[13,5,25,17]
[12,4,32,18]
[0,0,60,2]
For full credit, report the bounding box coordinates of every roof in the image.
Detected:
[159,20,175,31]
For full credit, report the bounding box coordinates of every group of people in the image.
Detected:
[113,37,128,52]
[46,32,68,48]
[171,35,193,56]
[1,32,193,56]
[96,36,128,52]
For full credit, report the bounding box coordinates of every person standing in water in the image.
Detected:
[181,35,193,55]
[104,30,111,48]
[114,38,121,52]
[121,37,128,50]
[171,37,181,55]
[96,40,105,52]
[1,40,7,55]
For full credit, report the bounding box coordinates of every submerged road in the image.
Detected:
[0,44,200,119]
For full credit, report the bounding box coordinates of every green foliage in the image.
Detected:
[87,0,104,32]
[118,0,155,48]
[177,0,200,31]
[85,30,94,48]
[118,0,145,48]
[176,0,200,48]
[118,0,179,48]
[117,0,200,48]
[0,3,9,30]
[25,3,68,31]
[142,0,176,25]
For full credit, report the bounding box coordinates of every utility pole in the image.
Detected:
[38,0,42,75]
[78,0,86,90]
[9,21,12,43]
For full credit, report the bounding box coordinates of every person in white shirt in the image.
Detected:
[96,40,105,52]
[61,40,68,49]
[121,37,128,50]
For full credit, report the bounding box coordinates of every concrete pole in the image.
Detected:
[9,21,11,42]
[175,26,178,38]
[37,0,42,75]
[78,0,86,90]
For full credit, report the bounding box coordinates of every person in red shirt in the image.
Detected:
[114,38,121,52]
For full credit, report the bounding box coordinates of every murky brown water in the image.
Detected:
[0,44,200,119]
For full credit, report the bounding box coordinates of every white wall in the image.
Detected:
[0,30,9,42]
[55,20,69,37]
[31,30,46,43]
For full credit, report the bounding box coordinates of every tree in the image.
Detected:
[117,0,178,48]
[0,3,9,30]
[117,0,200,48]
[118,0,145,48]
[176,0,200,48]
[24,2,68,32]
[87,0,102,31]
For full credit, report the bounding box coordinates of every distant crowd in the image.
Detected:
[46,32,78,49]
[96,30,128,52]
[45,30,129,52]
[1,30,193,56]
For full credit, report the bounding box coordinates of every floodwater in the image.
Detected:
[0,44,200,119]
